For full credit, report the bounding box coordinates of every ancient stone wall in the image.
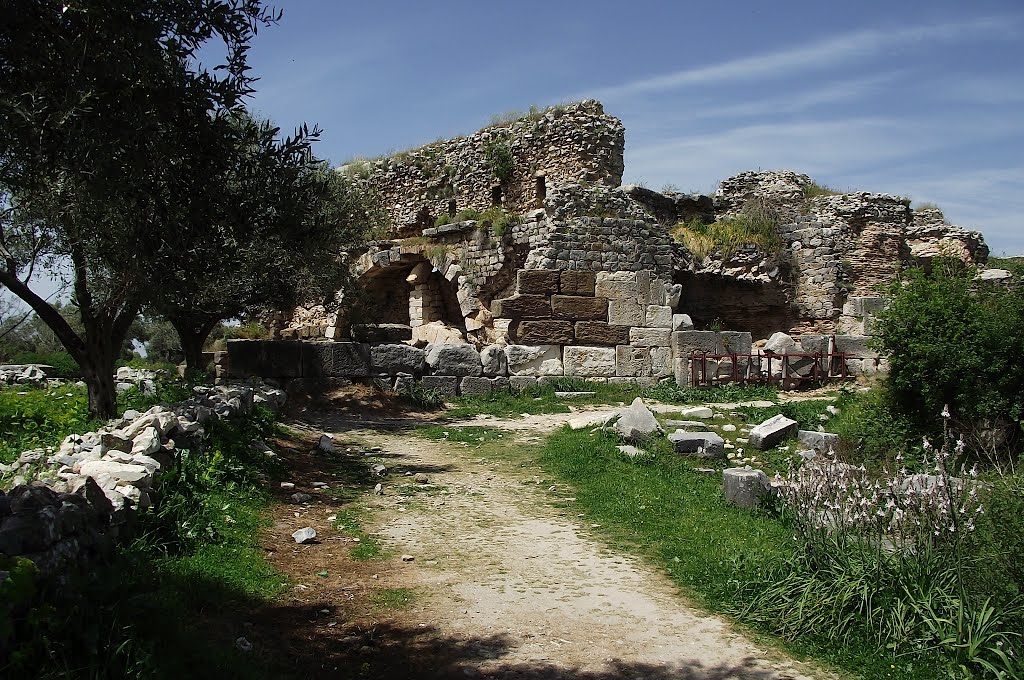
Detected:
[340,100,625,236]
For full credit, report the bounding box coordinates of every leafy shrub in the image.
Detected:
[0,384,96,464]
[483,140,514,184]
[803,181,840,199]
[6,351,79,377]
[874,260,1024,465]
[829,387,917,467]
[673,197,783,262]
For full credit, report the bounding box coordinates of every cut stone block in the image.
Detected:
[723,468,770,508]
[426,344,482,377]
[679,406,714,418]
[646,279,667,306]
[650,347,673,378]
[834,335,878,359]
[559,270,596,296]
[574,321,629,346]
[459,376,494,396]
[668,430,725,459]
[672,330,752,356]
[797,430,840,453]
[645,305,673,328]
[563,346,616,377]
[595,271,639,300]
[505,345,563,376]
[492,295,551,320]
[629,327,672,347]
[764,332,799,355]
[312,342,370,378]
[513,320,575,345]
[749,414,799,449]
[420,375,458,397]
[350,323,413,343]
[607,299,644,326]
[551,295,607,321]
[509,375,538,392]
[615,345,651,377]
[227,339,306,378]
[517,269,560,295]
[370,344,426,374]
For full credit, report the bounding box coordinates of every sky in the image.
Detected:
[235,0,1024,255]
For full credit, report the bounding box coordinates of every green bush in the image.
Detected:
[828,387,917,467]
[483,140,514,184]
[6,351,79,377]
[874,260,1024,465]
[0,384,96,464]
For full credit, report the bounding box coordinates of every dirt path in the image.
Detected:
[258,403,829,680]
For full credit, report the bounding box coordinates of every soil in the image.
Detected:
[243,393,831,680]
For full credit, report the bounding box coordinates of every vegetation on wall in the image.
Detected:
[483,139,514,184]
[673,197,784,262]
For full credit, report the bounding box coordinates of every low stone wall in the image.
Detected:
[0,383,286,582]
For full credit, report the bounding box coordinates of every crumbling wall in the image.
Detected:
[340,100,625,236]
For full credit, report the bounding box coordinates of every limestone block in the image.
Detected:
[563,346,616,377]
[517,269,560,295]
[723,469,770,509]
[393,373,416,394]
[672,314,694,331]
[509,375,538,392]
[227,339,305,378]
[425,344,482,377]
[615,345,651,377]
[668,430,726,459]
[551,295,608,321]
[764,332,799,355]
[608,299,643,326]
[513,320,575,345]
[574,321,630,346]
[834,335,877,359]
[79,460,152,488]
[420,375,458,398]
[797,430,840,453]
[749,414,799,449]
[651,347,673,378]
[559,270,596,296]
[480,345,508,377]
[674,357,690,387]
[312,342,370,378]
[611,398,663,441]
[459,376,494,396]
[646,279,667,306]
[666,283,683,308]
[645,305,673,328]
[505,345,563,376]
[629,327,672,347]
[351,324,413,343]
[369,344,426,374]
[679,406,714,418]
[492,295,551,320]
[595,271,639,300]
[672,330,752,357]
[798,335,827,355]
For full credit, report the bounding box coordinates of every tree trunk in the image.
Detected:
[169,316,221,376]
[83,358,118,420]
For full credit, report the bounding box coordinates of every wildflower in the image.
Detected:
[941,404,951,419]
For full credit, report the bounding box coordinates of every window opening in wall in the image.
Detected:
[448,199,457,216]
[535,176,547,206]
[491,185,503,206]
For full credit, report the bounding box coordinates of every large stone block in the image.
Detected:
[671,313,694,331]
[350,323,413,343]
[559,270,596,296]
[513,320,575,345]
[607,299,644,326]
[574,321,630,346]
[668,430,726,459]
[426,344,482,377]
[615,345,651,377]
[480,345,508,377]
[505,345,563,376]
[227,340,306,378]
[798,335,827,355]
[517,269,560,295]
[749,414,799,449]
[797,430,840,453]
[611,398,663,441]
[420,375,458,397]
[311,342,370,378]
[551,295,607,321]
[645,305,673,328]
[509,375,538,392]
[492,295,552,320]
[459,376,495,396]
[629,327,672,347]
[563,346,616,377]
[834,335,877,359]
[595,271,639,300]
[650,347,673,378]
[370,344,426,374]
[671,330,752,356]
[723,469,770,509]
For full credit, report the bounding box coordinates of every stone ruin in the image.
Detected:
[231,100,992,392]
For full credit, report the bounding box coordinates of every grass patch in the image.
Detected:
[673,198,783,262]
[332,508,386,560]
[370,587,416,610]
[802,181,841,199]
[417,425,511,445]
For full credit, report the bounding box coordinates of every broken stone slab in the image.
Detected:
[671,313,694,331]
[664,420,708,428]
[678,406,714,419]
[616,445,645,458]
[554,391,595,399]
[292,527,317,544]
[797,430,840,453]
[505,345,563,376]
[480,345,508,377]
[426,343,482,377]
[749,414,799,449]
[668,431,725,459]
[611,397,663,442]
[563,346,616,377]
[723,468,770,508]
[350,323,413,343]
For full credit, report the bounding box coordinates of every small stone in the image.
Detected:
[371,464,387,477]
[414,473,429,484]
[317,434,335,453]
[401,554,415,562]
[281,482,296,490]
[291,527,317,544]
[722,424,737,432]
[235,637,253,653]
[374,483,384,495]
[291,492,313,504]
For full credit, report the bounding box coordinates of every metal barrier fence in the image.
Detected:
[689,350,861,388]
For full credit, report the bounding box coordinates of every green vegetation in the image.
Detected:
[874,259,1024,467]
[483,139,514,184]
[485,102,574,129]
[803,181,841,199]
[370,587,416,610]
[913,201,944,214]
[2,406,287,679]
[673,198,784,262]
[434,206,519,236]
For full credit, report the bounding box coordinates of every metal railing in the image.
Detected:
[689,350,861,388]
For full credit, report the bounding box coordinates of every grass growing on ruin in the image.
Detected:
[673,198,784,262]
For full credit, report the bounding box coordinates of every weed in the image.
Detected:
[803,181,840,199]
[371,587,416,610]
[673,198,783,262]
[484,140,514,184]
[333,509,386,560]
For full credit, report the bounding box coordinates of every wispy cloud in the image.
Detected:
[580,16,1019,101]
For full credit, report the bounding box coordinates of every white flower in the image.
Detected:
[941,405,951,419]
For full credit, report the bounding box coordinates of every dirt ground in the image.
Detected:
[245,393,830,680]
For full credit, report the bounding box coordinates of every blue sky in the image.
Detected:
[239,0,1024,255]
